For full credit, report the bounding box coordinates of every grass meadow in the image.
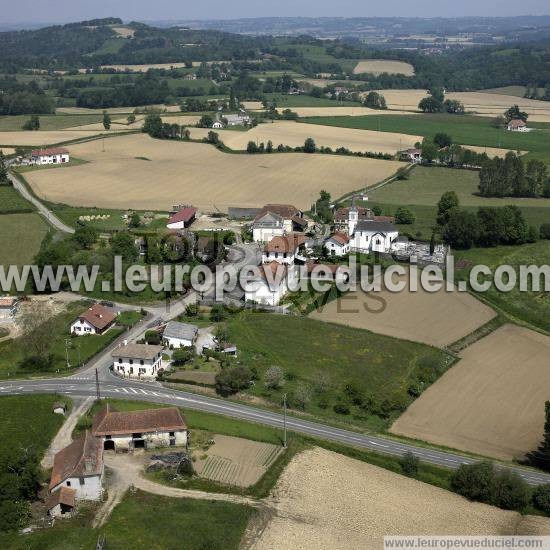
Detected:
[0,213,49,266]
[0,114,104,131]
[0,186,34,213]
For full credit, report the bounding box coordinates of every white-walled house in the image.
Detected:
[245,261,295,306]
[31,147,70,165]
[507,119,529,132]
[262,234,307,265]
[252,204,306,243]
[70,304,117,336]
[351,220,399,254]
[111,342,163,379]
[163,321,198,349]
[92,404,188,451]
[49,431,103,502]
[324,232,350,256]
[166,206,197,230]
[46,486,76,518]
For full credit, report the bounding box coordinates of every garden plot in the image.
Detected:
[193,435,281,487]
[391,324,550,460]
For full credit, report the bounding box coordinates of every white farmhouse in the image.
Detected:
[49,431,103,502]
[163,320,198,349]
[245,261,294,306]
[262,234,307,265]
[166,206,197,230]
[507,119,529,132]
[0,296,19,320]
[252,204,307,243]
[224,111,251,126]
[31,147,70,165]
[92,404,188,451]
[212,120,224,129]
[351,220,399,254]
[70,304,117,336]
[324,232,350,256]
[46,486,76,519]
[111,342,163,379]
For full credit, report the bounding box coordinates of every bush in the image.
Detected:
[490,470,531,511]
[144,330,161,345]
[215,366,252,396]
[451,461,494,502]
[532,484,550,513]
[172,348,194,365]
[210,304,227,322]
[395,207,416,225]
[399,452,419,476]
[540,223,550,240]
[185,303,199,317]
[333,404,350,415]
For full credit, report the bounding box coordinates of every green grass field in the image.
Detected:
[0,302,124,378]
[364,166,550,240]
[264,93,360,107]
[0,114,103,131]
[0,186,34,213]
[226,312,452,430]
[0,491,252,549]
[0,213,49,266]
[454,240,550,333]
[0,394,69,466]
[300,114,550,163]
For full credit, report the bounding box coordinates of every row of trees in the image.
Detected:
[437,191,538,249]
[479,153,550,198]
[418,87,465,114]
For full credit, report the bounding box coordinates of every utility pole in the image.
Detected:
[95,368,101,401]
[64,339,71,369]
[282,393,287,448]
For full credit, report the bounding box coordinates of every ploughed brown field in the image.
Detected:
[189,120,421,154]
[391,324,550,460]
[247,447,550,549]
[24,133,402,212]
[309,270,496,348]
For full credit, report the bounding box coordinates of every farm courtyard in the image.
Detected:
[23,133,402,211]
[390,324,550,460]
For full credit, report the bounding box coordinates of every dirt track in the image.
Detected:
[246,447,550,549]
[25,133,401,212]
[391,324,550,460]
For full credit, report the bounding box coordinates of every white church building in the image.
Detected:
[346,203,399,254]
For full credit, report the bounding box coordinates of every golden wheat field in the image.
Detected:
[375,89,550,120]
[279,106,419,117]
[309,270,496,348]
[248,447,550,550]
[353,60,415,76]
[56,105,182,115]
[391,324,550,460]
[189,120,421,154]
[0,130,114,146]
[24,133,401,211]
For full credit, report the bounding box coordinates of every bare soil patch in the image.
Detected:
[193,435,281,488]
[310,270,495,348]
[353,60,415,76]
[25,133,401,212]
[247,447,550,549]
[391,324,550,460]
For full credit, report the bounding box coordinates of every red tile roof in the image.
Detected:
[328,232,350,245]
[508,119,526,128]
[46,486,76,510]
[49,431,103,490]
[92,404,188,436]
[334,206,373,222]
[31,147,69,156]
[0,296,18,308]
[265,234,307,253]
[259,261,288,282]
[78,304,116,331]
[168,207,197,225]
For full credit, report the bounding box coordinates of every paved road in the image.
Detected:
[2,375,550,486]
[7,166,75,234]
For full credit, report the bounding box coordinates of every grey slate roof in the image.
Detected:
[355,220,397,234]
[228,207,261,220]
[163,321,198,342]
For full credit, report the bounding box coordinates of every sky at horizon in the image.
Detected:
[0,0,549,26]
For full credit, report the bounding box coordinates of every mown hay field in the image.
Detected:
[375,89,550,121]
[353,60,415,76]
[250,447,550,549]
[0,130,115,146]
[190,120,421,154]
[24,133,402,211]
[0,213,48,266]
[309,271,496,348]
[56,104,182,114]
[281,106,419,117]
[391,324,550,460]
[193,435,281,487]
